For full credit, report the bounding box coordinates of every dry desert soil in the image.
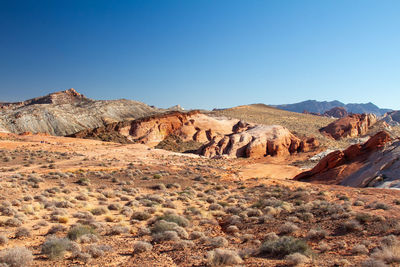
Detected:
[0,132,399,266]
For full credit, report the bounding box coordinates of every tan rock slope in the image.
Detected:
[319,113,377,140]
[0,89,159,135]
[294,131,400,188]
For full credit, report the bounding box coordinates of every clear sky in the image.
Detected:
[0,0,399,110]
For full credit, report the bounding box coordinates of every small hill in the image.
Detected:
[0,88,160,136]
[275,100,391,116]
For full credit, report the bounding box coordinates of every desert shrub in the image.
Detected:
[151,220,178,234]
[306,229,327,240]
[285,252,309,266]
[151,184,166,190]
[174,240,195,250]
[131,211,151,221]
[264,232,279,241]
[355,213,373,224]
[317,241,331,252]
[80,233,99,244]
[120,207,133,217]
[67,225,96,241]
[371,244,400,264]
[108,225,129,235]
[15,227,31,238]
[259,236,310,258]
[381,235,398,247]
[208,248,243,266]
[352,244,369,255]
[91,207,108,216]
[373,202,391,210]
[86,244,111,258]
[47,224,67,235]
[4,218,22,227]
[107,203,121,211]
[226,225,239,234]
[341,219,362,233]
[361,259,388,267]
[0,235,8,246]
[77,177,90,186]
[208,236,228,248]
[72,251,91,262]
[133,241,153,254]
[0,247,33,267]
[279,222,299,234]
[152,230,180,242]
[41,237,71,259]
[156,214,189,227]
[137,227,151,236]
[190,231,205,240]
[353,200,365,206]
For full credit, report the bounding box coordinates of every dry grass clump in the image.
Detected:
[207,248,243,266]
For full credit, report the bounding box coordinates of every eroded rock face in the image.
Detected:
[198,124,318,158]
[69,111,239,147]
[319,114,377,140]
[70,111,319,158]
[294,131,392,186]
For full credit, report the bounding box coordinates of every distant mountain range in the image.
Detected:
[274,100,392,116]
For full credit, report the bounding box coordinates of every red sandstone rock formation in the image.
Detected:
[323,107,348,118]
[198,124,318,158]
[294,131,392,184]
[70,111,319,158]
[69,111,238,146]
[320,113,377,140]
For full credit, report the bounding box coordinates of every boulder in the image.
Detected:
[319,114,377,140]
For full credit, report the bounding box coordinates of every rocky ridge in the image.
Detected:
[0,89,160,136]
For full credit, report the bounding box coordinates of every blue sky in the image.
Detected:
[0,0,399,109]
